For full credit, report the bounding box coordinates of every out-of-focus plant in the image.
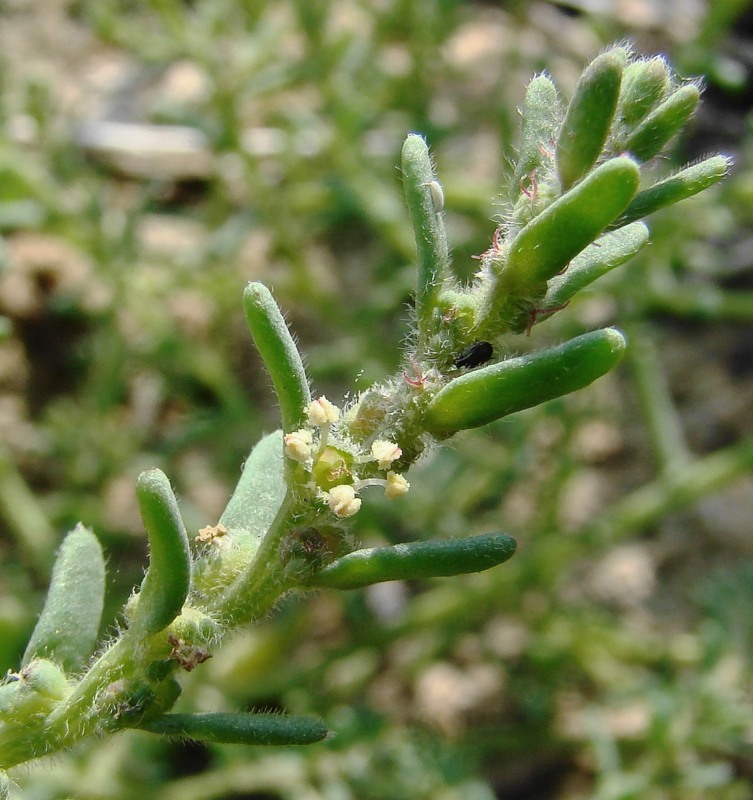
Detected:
[0,45,729,793]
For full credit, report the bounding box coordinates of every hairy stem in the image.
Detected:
[214,491,299,626]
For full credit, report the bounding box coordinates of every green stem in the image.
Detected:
[645,284,753,322]
[0,635,143,769]
[214,491,299,626]
[624,322,691,477]
[585,437,753,544]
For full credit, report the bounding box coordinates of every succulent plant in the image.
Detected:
[0,46,729,788]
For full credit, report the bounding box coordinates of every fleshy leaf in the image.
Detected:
[0,659,70,720]
[622,84,700,163]
[139,712,329,746]
[617,56,670,127]
[512,74,560,196]
[243,282,311,433]
[544,222,649,307]
[304,533,517,590]
[613,155,731,227]
[220,430,286,543]
[132,469,191,635]
[495,157,640,303]
[22,524,105,674]
[401,133,451,343]
[424,328,627,438]
[556,48,626,190]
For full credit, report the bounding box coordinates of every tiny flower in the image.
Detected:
[284,429,313,463]
[307,396,341,427]
[312,446,351,491]
[384,471,410,499]
[328,484,362,518]
[371,439,402,469]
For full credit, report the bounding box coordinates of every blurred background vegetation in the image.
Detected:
[1,0,753,797]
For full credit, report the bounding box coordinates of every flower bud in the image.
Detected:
[284,429,313,463]
[307,396,340,426]
[328,485,361,518]
[371,440,402,469]
[384,471,410,499]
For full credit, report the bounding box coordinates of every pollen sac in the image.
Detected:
[328,485,361,518]
[384,471,410,499]
[453,341,493,369]
[371,440,402,469]
[284,429,313,463]
[307,396,340,427]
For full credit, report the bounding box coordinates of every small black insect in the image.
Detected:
[453,340,493,369]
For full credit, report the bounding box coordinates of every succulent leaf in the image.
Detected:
[22,524,105,674]
[243,282,311,433]
[556,48,626,190]
[617,56,671,127]
[424,328,627,438]
[512,74,560,196]
[304,533,517,590]
[401,133,451,343]
[220,430,286,543]
[614,155,731,227]
[133,469,191,635]
[622,84,700,162]
[495,157,640,305]
[139,712,328,746]
[544,221,649,308]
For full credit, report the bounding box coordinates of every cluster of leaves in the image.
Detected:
[0,38,733,797]
[4,2,753,798]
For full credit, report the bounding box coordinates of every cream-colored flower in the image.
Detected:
[307,396,340,427]
[384,471,410,499]
[328,484,362,517]
[371,439,402,469]
[284,429,313,462]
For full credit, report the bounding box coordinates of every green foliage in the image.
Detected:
[556,49,626,190]
[544,222,650,308]
[512,74,561,197]
[616,154,732,226]
[0,659,69,720]
[423,329,626,438]
[0,41,727,778]
[218,429,286,543]
[305,533,517,589]
[496,156,640,315]
[139,711,329,745]
[21,524,104,674]
[401,134,451,341]
[621,84,701,162]
[617,56,672,128]
[0,4,749,796]
[131,469,192,635]
[242,283,311,434]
